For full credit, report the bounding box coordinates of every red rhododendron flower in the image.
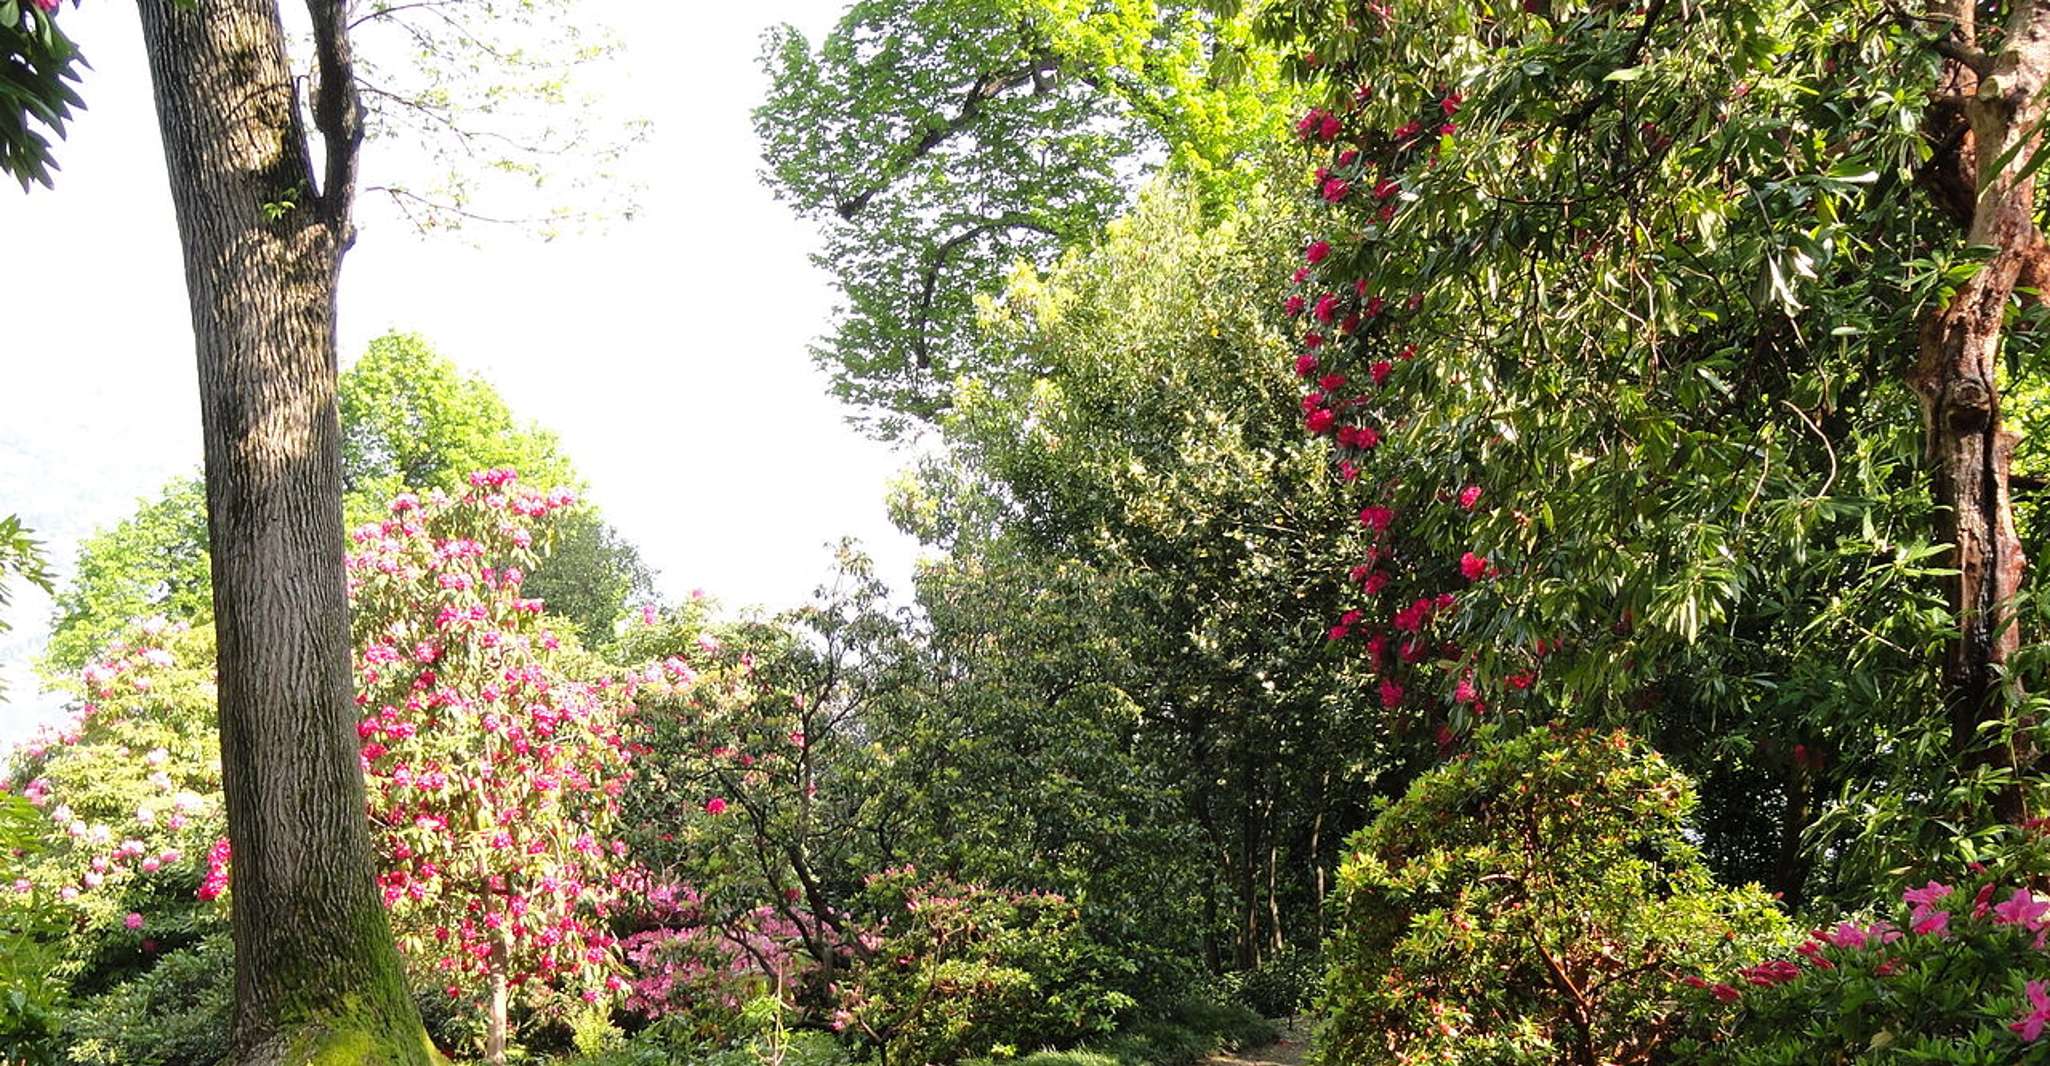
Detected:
[1359,506,1394,532]
[1306,240,1331,265]
[1378,679,1404,708]
[1460,552,1488,581]
[1306,409,1336,435]
[1458,484,1482,509]
[1284,294,1305,317]
[1295,353,1320,376]
[1321,178,1351,203]
[1370,360,1393,386]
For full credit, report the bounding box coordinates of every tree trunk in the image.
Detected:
[1770,760,1813,911]
[486,930,511,1066]
[1913,0,2050,822]
[134,3,436,1063]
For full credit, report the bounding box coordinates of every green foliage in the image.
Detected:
[895,177,1373,975]
[59,934,233,1066]
[0,513,52,699]
[337,333,579,515]
[973,1000,1277,1066]
[41,482,211,676]
[1319,727,1790,1066]
[1214,945,1318,1018]
[756,0,1294,433]
[1249,0,1987,911]
[0,0,84,191]
[1698,835,2050,1065]
[838,868,1136,1064]
[43,332,653,675]
[0,794,68,1065]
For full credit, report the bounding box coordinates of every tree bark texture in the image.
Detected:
[133,2,436,1062]
[1913,0,2050,820]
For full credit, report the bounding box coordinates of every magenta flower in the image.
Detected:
[2014,981,2050,1042]
[1995,889,2049,930]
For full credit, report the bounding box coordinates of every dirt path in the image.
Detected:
[1209,1020,1310,1066]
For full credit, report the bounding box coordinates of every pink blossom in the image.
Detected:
[2015,981,2050,1042]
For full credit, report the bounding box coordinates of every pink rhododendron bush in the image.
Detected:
[5,618,228,961]
[347,471,638,1055]
[3,473,645,1061]
[1689,834,2050,1064]
[1319,727,1789,1066]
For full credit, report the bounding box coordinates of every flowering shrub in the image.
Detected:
[833,867,1136,1065]
[5,471,645,1062]
[346,470,638,1052]
[1697,838,2050,1064]
[0,793,68,1065]
[3,618,228,952]
[1319,727,1789,1065]
[617,880,820,1043]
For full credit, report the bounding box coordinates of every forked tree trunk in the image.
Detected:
[1914,0,2050,822]
[134,3,437,1062]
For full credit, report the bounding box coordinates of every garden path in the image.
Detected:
[1206,1021,1309,1066]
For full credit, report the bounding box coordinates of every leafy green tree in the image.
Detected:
[756,0,1294,434]
[1247,0,2050,899]
[338,333,655,646]
[0,514,52,699]
[890,178,1379,971]
[1321,728,1789,1066]
[42,333,652,674]
[42,485,209,677]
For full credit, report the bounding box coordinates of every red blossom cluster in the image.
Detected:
[1281,85,1544,747]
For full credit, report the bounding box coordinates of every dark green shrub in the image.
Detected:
[1014,1053,1123,1066]
[1217,948,1320,1019]
[1167,1000,1275,1052]
[1319,727,1789,1066]
[0,794,68,1066]
[60,934,233,1066]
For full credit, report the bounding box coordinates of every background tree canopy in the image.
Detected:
[41,332,654,673]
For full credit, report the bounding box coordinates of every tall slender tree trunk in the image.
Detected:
[1914,0,2050,822]
[134,3,437,1062]
[486,930,512,1066]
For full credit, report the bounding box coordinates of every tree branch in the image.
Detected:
[306,0,364,246]
[833,53,1060,221]
[910,214,1061,369]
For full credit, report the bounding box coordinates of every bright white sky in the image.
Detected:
[0,1,925,741]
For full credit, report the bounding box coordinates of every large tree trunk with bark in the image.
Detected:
[134,2,437,1062]
[1913,0,2050,822]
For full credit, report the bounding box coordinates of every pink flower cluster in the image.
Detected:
[1689,876,2050,1044]
[347,472,637,1004]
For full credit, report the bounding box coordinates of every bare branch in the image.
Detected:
[306,0,364,244]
